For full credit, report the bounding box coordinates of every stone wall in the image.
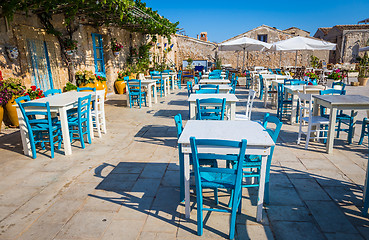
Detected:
[341,30,369,63]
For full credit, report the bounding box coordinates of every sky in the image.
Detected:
[148,0,369,43]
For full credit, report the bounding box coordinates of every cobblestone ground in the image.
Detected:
[0,83,368,239]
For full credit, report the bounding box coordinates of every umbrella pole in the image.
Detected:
[279,51,282,68]
[236,51,239,69]
[247,51,249,69]
[295,50,298,73]
[242,48,245,72]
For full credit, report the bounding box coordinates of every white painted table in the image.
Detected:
[199,79,230,85]
[126,80,157,108]
[285,85,329,124]
[312,95,369,153]
[146,75,171,96]
[17,91,94,156]
[178,120,274,222]
[193,84,232,94]
[162,73,179,90]
[187,93,239,120]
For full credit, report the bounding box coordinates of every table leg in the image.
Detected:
[167,78,171,94]
[89,106,94,140]
[291,93,297,125]
[190,102,196,120]
[264,84,268,108]
[256,154,268,222]
[230,102,236,120]
[184,152,191,218]
[153,83,158,103]
[125,84,129,107]
[17,107,32,156]
[147,84,152,108]
[349,110,357,144]
[164,78,168,96]
[326,107,337,154]
[59,107,72,155]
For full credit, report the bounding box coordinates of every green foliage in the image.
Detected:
[215,56,222,70]
[186,57,193,66]
[304,71,318,79]
[327,69,346,80]
[64,38,78,50]
[3,78,25,98]
[75,70,96,86]
[0,0,178,39]
[24,86,45,100]
[111,38,123,52]
[310,55,320,69]
[357,53,369,77]
[64,82,77,91]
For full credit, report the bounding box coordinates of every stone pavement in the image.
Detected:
[0,83,368,239]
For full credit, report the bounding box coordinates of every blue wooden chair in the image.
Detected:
[190,137,247,239]
[77,87,96,92]
[175,72,182,89]
[196,98,226,120]
[187,81,193,96]
[198,72,202,80]
[15,95,31,105]
[320,89,356,143]
[259,74,265,100]
[332,81,346,91]
[194,77,199,85]
[127,80,147,108]
[277,83,293,120]
[359,118,369,145]
[275,68,282,75]
[155,76,165,97]
[18,101,63,159]
[199,84,219,90]
[209,75,220,79]
[284,79,306,85]
[44,88,62,97]
[68,95,92,149]
[268,68,274,74]
[225,70,230,79]
[196,88,219,94]
[229,77,237,94]
[246,72,252,89]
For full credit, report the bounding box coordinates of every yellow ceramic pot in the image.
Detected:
[5,97,19,127]
[95,80,104,90]
[115,80,126,94]
[0,105,3,131]
[101,81,108,99]
[78,82,96,90]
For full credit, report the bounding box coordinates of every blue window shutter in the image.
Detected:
[92,33,106,78]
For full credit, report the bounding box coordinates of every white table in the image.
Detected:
[187,93,239,120]
[162,73,179,90]
[199,79,230,85]
[193,84,232,94]
[312,95,369,153]
[178,120,274,222]
[126,79,157,108]
[146,75,171,96]
[285,85,329,124]
[17,91,94,156]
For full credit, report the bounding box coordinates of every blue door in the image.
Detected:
[27,39,54,91]
[92,33,106,78]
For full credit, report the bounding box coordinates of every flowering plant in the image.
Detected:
[96,75,107,82]
[64,38,78,51]
[75,70,96,86]
[304,71,318,79]
[0,81,12,106]
[24,86,44,100]
[3,78,25,99]
[111,38,123,52]
[236,73,246,77]
[328,69,346,80]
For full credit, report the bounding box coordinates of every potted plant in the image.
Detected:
[75,70,96,88]
[0,81,12,130]
[63,82,77,92]
[24,86,45,100]
[310,55,320,69]
[358,53,369,86]
[115,70,130,94]
[64,38,78,56]
[96,75,107,99]
[327,69,346,82]
[111,38,123,56]
[3,78,25,127]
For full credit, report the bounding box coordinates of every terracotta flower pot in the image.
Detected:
[95,80,104,91]
[5,97,19,127]
[115,80,126,94]
[359,77,369,86]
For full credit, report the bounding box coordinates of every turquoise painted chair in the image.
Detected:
[259,74,265,100]
[194,77,199,85]
[44,88,61,97]
[175,72,182,89]
[363,174,369,216]
[127,80,147,108]
[277,83,293,120]
[320,89,356,143]
[332,81,346,91]
[246,72,252,89]
[284,79,306,85]
[187,81,193,96]
[190,137,247,239]
[196,98,226,120]
[18,101,63,159]
[196,88,219,94]
[68,95,92,149]
[198,84,219,90]
[15,95,30,105]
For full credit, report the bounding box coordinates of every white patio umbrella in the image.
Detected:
[269,36,336,69]
[218,37,272,70]
[359,46,369,52]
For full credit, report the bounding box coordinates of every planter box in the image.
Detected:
[348,72,359,78]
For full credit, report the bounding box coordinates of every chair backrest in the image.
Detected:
[268,68,274,74]
[18,101,53,141]
[332,81,346,91]
[320,89,345,96]
[77,87,96,92]
[124,76,130,81]
[277,83,285,101]
[284,79,306,85]
[262,113,283,143]
[150,71,160,75]
[77,94,92,121]
[194,77,199,85]
[259,74,265,90]
[174,114,183,139]
[189,137,247,197]
[44,88,62,97]
[303,84,326,94]
[297,92,314,121]
[127,80,142,93]
[198,72,202,79]
[187,81,193,96]
[208,75,219,79]
[15,95,31,105]
[275,68,282,75]
[199,84,218,89]
[196,98,226,120]
[245,90,256,120]
[196,88,219,94]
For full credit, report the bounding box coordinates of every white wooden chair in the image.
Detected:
[234,89,256,120]
[297,92,329,149]
[92,91,107,138]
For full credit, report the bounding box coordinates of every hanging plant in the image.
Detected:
[111,38,123,56]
